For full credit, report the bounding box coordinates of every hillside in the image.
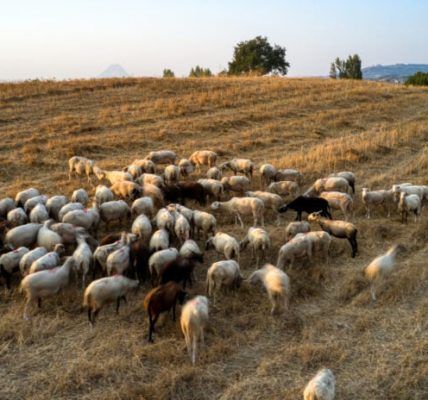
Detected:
[0,77,427,400]
[363,63,428,82]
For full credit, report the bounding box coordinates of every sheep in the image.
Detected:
[308,212,358,258]
[71,189,89,207]
[93,166,133,185]
[7,208,28,227]
[267,180,300,199]
[247,264,290,315]
[178,158,194,177]
[392,184,425,203]
[83,275,139,326]
[131,159,156,173]
[330,170,356,194]
[167,203,194,224]
[73,232,93,288]
[180,239,203,262]
[15,188,40,207]
[129,238,151,281]
[361,188,395,218]
[58,202,84,221]
[99,200,131,227]
[46,195,68,220]
[180,295,209,365]
[189,150,217,171]
[274,169,303,186]
[144,281,187,342]
[63,202,99,231]
[319,191,354,220]
[163,182,206,206]
[145,150,177,165]
[0,197,15,218]
[220,158,255,179]
[106,236,132,276]
[278,196,332,221]
[110,181,142,201]
[210,197,264,228]
[305,231,332,264]
[6,223,42,249]
[37,219,63,250]
[260,163,277,187]
[93,235,127,277]
[206,166,222,180]
[277,233,313,269]
[398,192,421,223]
[131,214,153,241]
[220,176,250,196]
[148,248,179,285]
[136,173,164,187]
[175,213,191,244]
[124,164,142,179]
[365,244,403,302]
[245,190,284,224]
[141,183,164,207]
[285,221,311,241]
[206,260,243,304]
[24,194,48,213]
[131,196,154,218]
[305,177,352,197]
[164,164,181,183]
[19,247,48,277]
[20,256,76,319]
[29,203,49,223]
[0,247,29,288]
[240,227,270,267]
[29,243,65,274]
[192,210,216,240]
[150,229,170,252]
[154,207,175,233]
[68,156,94,182]
[205,232,240,262]
[158,255,200,289]
[197,179,224,201]
[303,368,336,400]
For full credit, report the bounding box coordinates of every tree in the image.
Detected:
[228,36,290,76]
[329,62,337,79]
[189,66,212,77]
[405,72,428,86]
[163,69,175,78]
[330,54,362,80]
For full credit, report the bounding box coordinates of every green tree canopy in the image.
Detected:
[189,66,212,77]
[228,36,290,76]
[405,72,428,86]
[330,54,362,80]
[162,69,175,78]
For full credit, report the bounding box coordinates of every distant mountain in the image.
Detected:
[363,64,428,82]
[98,64,130,78]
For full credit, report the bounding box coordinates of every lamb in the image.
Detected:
[154,207,175,233]
[46,195,68,220]
[145,150,177,165]
[259,163,277,187]
[206,260,243,304]
[164,164,181,183]
[365,244,403,302]
[247,264,290,315]
[0,197,15,218]
[276,233,312,269]
[37,219,63,250]
[99,200,131,227]
[278,196,332,221]
[205,232,240,262]
[15,188,40,207]
[178,158,194,177]
[131,159,156,173]
[206,166,222,180]
[285,221,311,241]
[220,176,250,196]
[73,232,93,288]
[398,192,421,223]
[20,247,48,277]
[62,202,99,231]
[29,203,49,223]
[71,189,89,207]
[150,229,170,252]
[148,248,179,286]
[240,227,270,267]
[24,194,48,213]
[210,197,264,228]
[144,281,187,342]
[245,191,284,224]
[180,295,209,365]
[58,202,84,221]
[220,158,255,179]
[267,180,300,199]
[175,213,191,244]
[361,188,395,218]
[0,247,29,288]
[303,368,336,400]
[131,214,153,241]
[136,173,164,187]
[274,169,303,186]
[305,177,352,197]
[319,191,354,220]
[110,180,142,201]
[131,196,154,218]
[7,208,28,226]
[192,210,216,240]
[197,179,224,201]
[20,256,76,319]
[29,243,65,274]
[93,166,133,185]
[6,223,42,249]
[330,170,356,194]
[189,150,217,171]
[308,212,358,258]
[68,156,94,182]
[83,275,139,326]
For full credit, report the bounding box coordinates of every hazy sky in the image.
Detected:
[1,0,427,80]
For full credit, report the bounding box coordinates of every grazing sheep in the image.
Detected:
[192,210,216,240]
[267,180,300,199]
[62,202,99,231]
[58,202,84,221]
[106,236,132,276]
[392,184,425,203]
[29,244,65,274]
[46,195,68,220]
[99,200,131,227]
[19,247,48,277]
[305,231,332,264]
[240,227,270,267]
[276,233,312,269]
[305,177,352,197]
[303,368,336,400]
[248,264,290,315]
[145,150,177,165]
[278,196,332,221]
[398,192,421,223]
[197,179,224,201]
[20,256,76,320]
[37,219,63,250]
[110,181,142,201]
[175,214,191,244]
[131,196,154,218]
[189,150,217,171]
[136,173,164,187]
[158,254,201,289]
[167,203,194,224]
[206,166,222,180]
[260,163,277,187]
[210,197,264,228]
[0,197,15,218]
[220,158,254,179]
[29,203,49,223]
[274,169,303,185]
[206,260,243,304]
[361,188,395,218]
[180,239,203,262]
[245,190,284,224]
[7,208,28,227]
[50,222,82,245]
[330,170,356,194]
[148,248,179,286]
[150,229,170,252]
[144,281,187,342]
[319,191,354,220]
[131,214,153,241]
[6,223,42,249]
[141,183,164,208]
[131,159,156,174]
[220,176,250,196]
[0,247,29,288]
[15,188,40,207]
[308,212,358,258]
[179,158,194,177]
[180,295,209,365]
[154,207,175,233]
[68,156,94,182]
[93,167,133,185]
[83,275,139,326]
[124,164,142,179]
[24,195,48,213]
[73,232,93,288]
[205,232,240,262]
[163,182,206,206]
[93,235,127,277]
[71,189,89,207]
[285,221,311,241]
[94,185,114,206]
[129,238,151,281]
[164,164,181,183]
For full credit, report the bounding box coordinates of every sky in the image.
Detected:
[1,0,427,80]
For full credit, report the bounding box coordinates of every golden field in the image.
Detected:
[0,77,427,399]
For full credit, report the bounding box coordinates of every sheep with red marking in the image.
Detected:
[29,244,65,274]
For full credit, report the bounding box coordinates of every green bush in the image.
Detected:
[405,72,428,86]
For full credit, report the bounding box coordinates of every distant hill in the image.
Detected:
[98,64,130,78]
[363,64,428,82]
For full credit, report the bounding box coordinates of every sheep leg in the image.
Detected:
[23,298,31,320]
[148,314,159,342]
[236,214,244,229]
[192,335,197,365]
[92,309,100,325]
[116,297,122,314]
[370,284,377,302]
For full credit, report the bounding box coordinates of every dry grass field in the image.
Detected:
[0,77,427,399]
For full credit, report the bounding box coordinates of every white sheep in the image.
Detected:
[154,207,175,233]
[131,159,156,173]
[167,203,194,223]
[145,150,177,164]
[7,208,28,227]
[140,183,164,207]
[93,235,127,275]
[110,180,142,201]
[20,247,48,277]
[58,202,84,221]
[220,158,255,179]
[248,263,290,315]
[240,227,270,267]
[20,256,76,319]
[0,247,29,288]
[24,194,48,213]
[131,196,154,218]
[68,156,94,182]
[392,184,426,203]
[99,200,131,227]
[267,180,300,199]
[6,223,42,249]
[94,184,114,206]
[277,233,312,269]
[180,239,203,261]
[361,188,395,218]
[148,247,179,285]
[206,260,242,304]
[398,192,421,223]
[210,197,264,228]
[180,295,209,365]
[274,169,303,185]
[245,190,284,224]
[46,195,68,220]
[260,163,277,187]
[285,221,311,241]
[29,203,49,223]
[305,231,332,264]
[62,202,99,231]
[15,188,40,207]
[197,179,224,201]
[206,166,222,180]
[192,210,216,240]
[93,166,133,185]
[71,188,89,207]
[0,197,15,218]
[136,173,164,187]
[319,191,354,220]
[83,275,139,326]
[189,150,217,171]
[220,176,250,196]
[330,170,356,193]
[131,214,153,241]
[37,219,63,250]
[73,232,93,288]
[205,232,240,262]
[50,222,79,245]
[149,229,170,252]
[303,368,336,400]
[106,237,131,276]
[164,164,181,183]
[179,158,194,177]
[305,177,351,197]
[175,213,191,244]
[29,243,65,274]
[124,164,142,179]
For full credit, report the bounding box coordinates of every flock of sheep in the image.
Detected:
[0,148,425,399]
